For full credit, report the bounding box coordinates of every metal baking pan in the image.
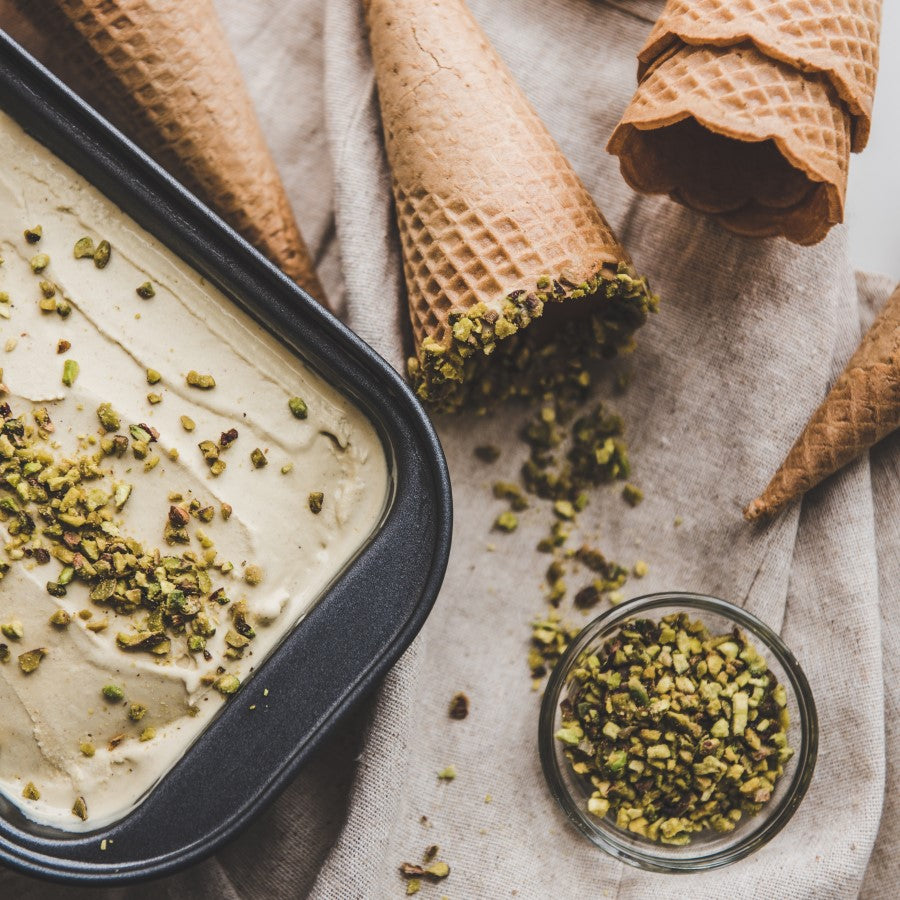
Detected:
[0,31,451,885]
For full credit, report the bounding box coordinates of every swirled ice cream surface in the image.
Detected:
[0,109,388,831]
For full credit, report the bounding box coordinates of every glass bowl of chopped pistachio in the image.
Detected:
[539,592,817,871]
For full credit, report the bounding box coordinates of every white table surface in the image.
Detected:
[846,4,900,280]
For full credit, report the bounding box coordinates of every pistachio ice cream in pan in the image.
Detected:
[0,107,389,832]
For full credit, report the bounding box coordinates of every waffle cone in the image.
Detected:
[7,0,326,302]
[745,284,900,521]
[608,0,881,245]
[638,0,882,151]
[364,0,654,410]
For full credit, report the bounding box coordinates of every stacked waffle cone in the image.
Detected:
[5,0,325,302]
[608,0,883,245]
[364,0,655,411]
[746,284,900,520]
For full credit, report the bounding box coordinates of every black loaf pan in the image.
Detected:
[0,31,452,885]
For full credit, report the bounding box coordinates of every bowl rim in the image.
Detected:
[538,591,819,872]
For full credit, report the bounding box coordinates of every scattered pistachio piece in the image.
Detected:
[186,370,215,389]
[180,415,196,432]
[93,240,111,269]
[57,339,71,354]
[61,359,79,387]
[72,797,88,821]
[250,448,267,468]
[22,782,40,800]
[24,225,42,243]
[73,237,95,258]
[147,392,162,405]
[1,621,24,640]
[146,368,162,384]
[136,281,155,299]
[128,703,147,721]
[493,511,518,532]
[102,684,125,702]
[30,253,50,273]
[79,742,95,757]
[288,396,308,419]
[214,673,241,695]
[139,727,156,742]
[633,560,649,578]
[308,491,324,514]
[437,765,456,782]
[244,565,264,586]
[49,609,71,628]
[622,483,644,506]
[18,648,47,673]
[96,402,121,432]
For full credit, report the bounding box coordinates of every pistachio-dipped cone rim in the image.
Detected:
[407,262,658,413]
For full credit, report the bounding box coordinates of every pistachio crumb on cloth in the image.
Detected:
[0,1,895,899]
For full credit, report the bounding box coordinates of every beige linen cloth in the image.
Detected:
[0,1,897,897]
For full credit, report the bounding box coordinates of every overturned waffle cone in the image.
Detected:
[608,0,882,245]
[364,0,656,412]
[745,283,900,521]
[6,0,326,302]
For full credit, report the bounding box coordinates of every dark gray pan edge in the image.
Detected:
[0,31,452,886]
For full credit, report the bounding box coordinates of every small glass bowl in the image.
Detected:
[539,592,818,872]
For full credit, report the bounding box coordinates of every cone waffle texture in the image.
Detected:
[745,284,900,520]
[638,0,881,150]
[365,0,652,409]
[11,0,325,301]
[608,0,882,245]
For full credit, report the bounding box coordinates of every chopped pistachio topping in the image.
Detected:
[244,564,264,585]
[147,392,162,405]
[73,237,95,259]
[408,263,656,412]
[493,510,518,532]
[49,609,71,627]
[102,684,125,702]
[1,620,24,640]
[250,448,267,468]
[622,483,644,506]
[18,648,46,673]
[30,253,50,273]
[93,240,111,269]
[186,370,216,389]
[128,703,147,721]
[288,396,308,419]
[214,673,241,695]
[79,742,95,757]
[24,225,42,244]
[529,614,579,679]
[556,613,794,844]
[136,281,155,299]
[72,796,88,821]
[180,415,196,432]
[61,359,79,387]
[633,560,649,578]
[146,368,162,384]
[308,491,324,514]
[57,339,71,354]
[96,402,121,432]
[436,765,456,781]
[22,782,40,800]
